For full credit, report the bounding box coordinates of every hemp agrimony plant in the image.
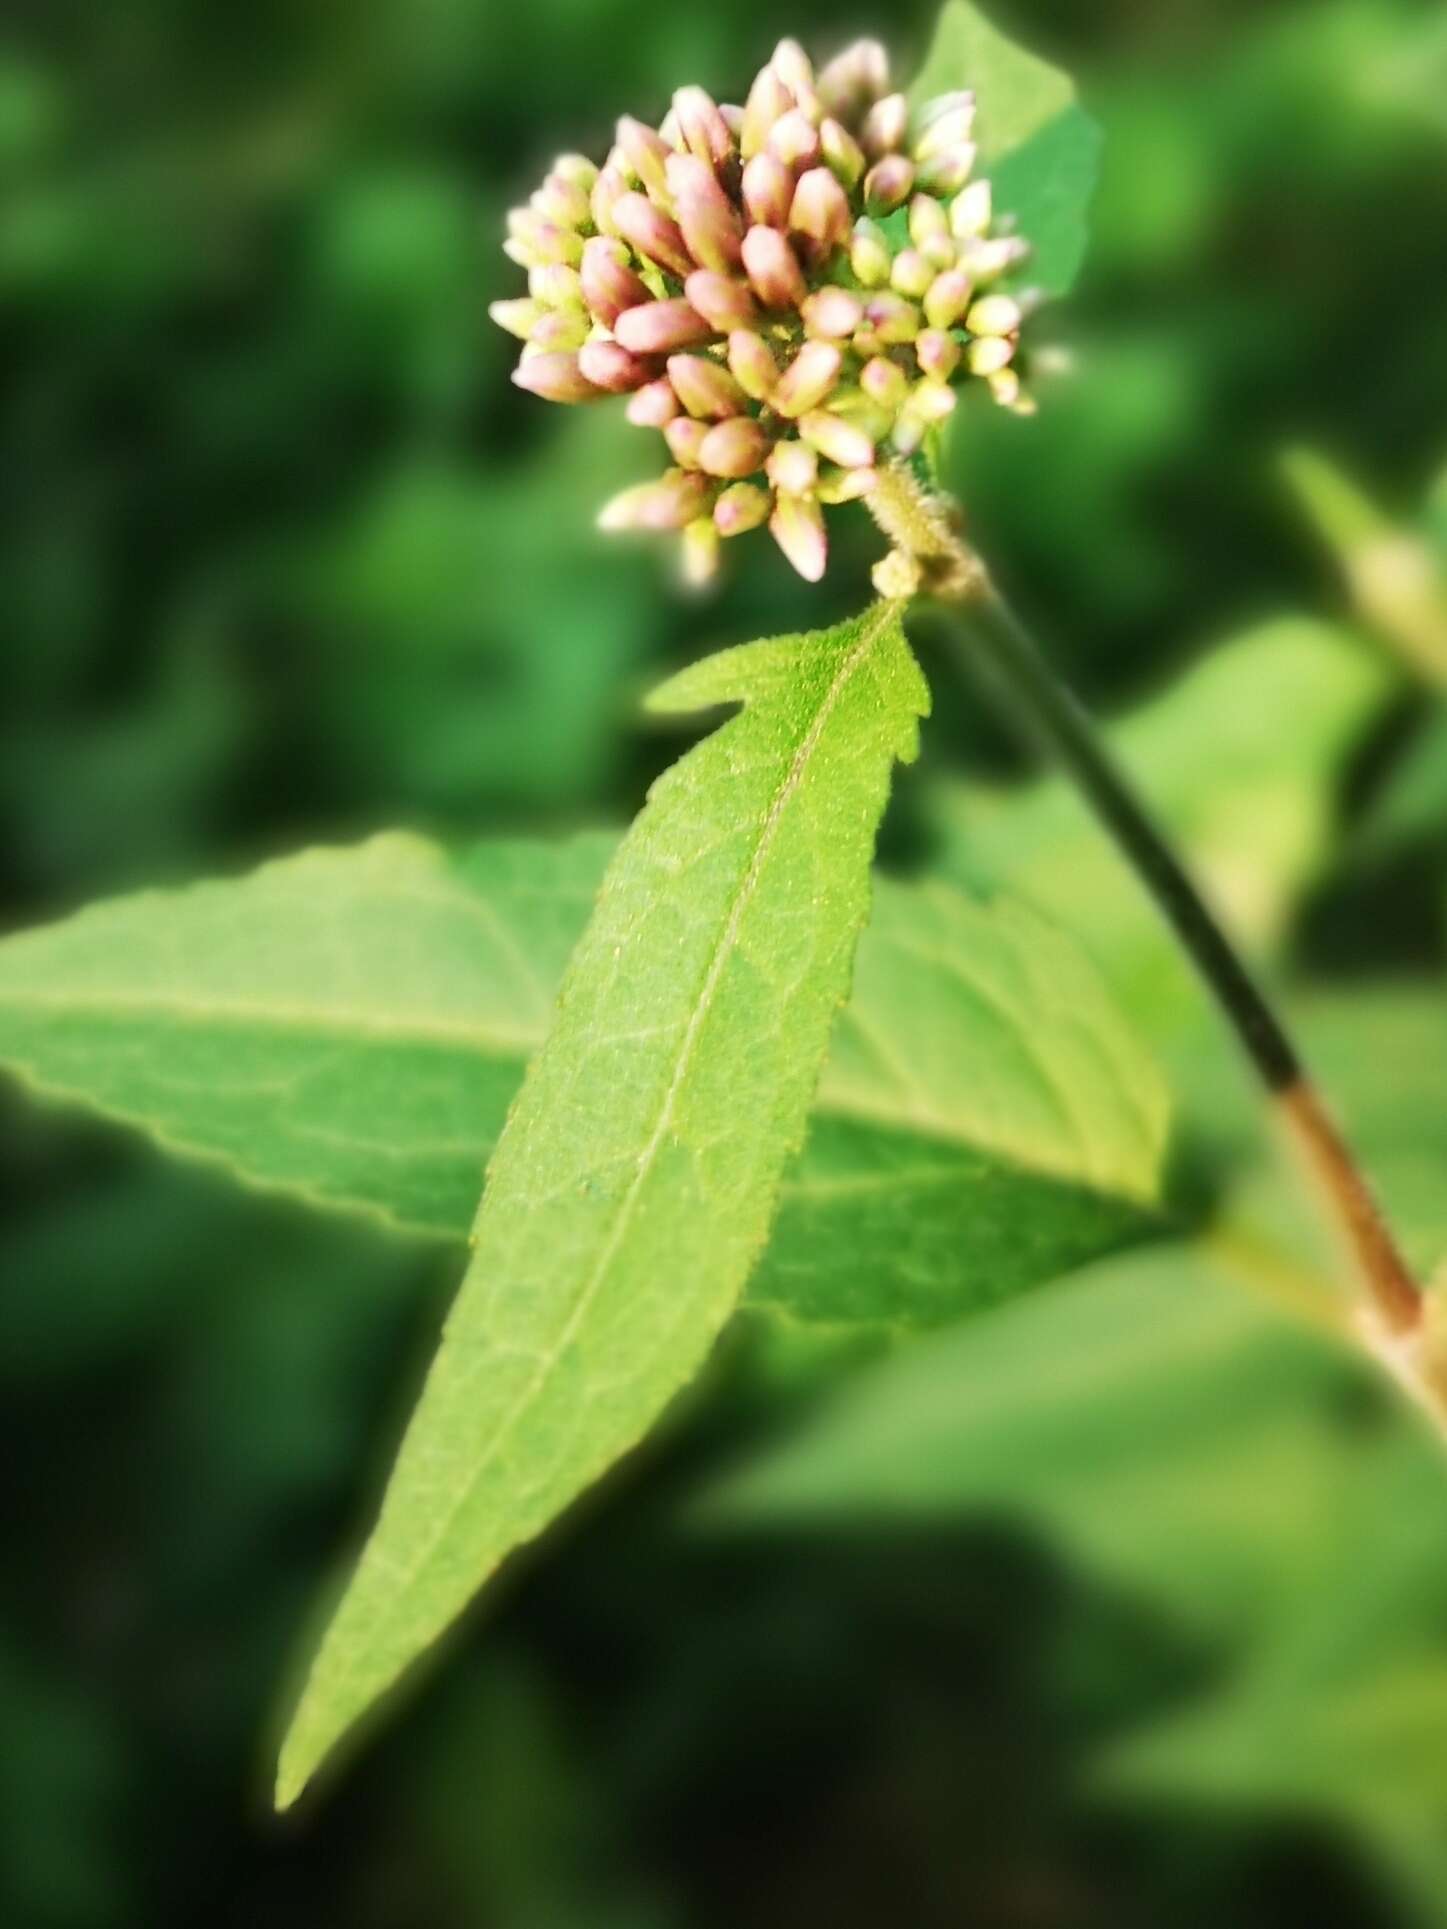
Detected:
[0,2,1438,1815]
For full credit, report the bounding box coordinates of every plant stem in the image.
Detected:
[952,578,1423,1335]
[866,464,1426,1356]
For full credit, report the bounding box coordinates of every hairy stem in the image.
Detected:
[867,464,1434,1395]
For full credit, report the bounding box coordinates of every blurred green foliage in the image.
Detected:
[2,0,1446,1923]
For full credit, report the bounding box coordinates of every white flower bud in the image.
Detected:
[714,481,772,536]
[666,353,747,419]
[770,491,828,581]
[727,329,779,400]
[512,351,602,403]
[861,92,908,159]
[799,410,874,469]
[771,339,843,416]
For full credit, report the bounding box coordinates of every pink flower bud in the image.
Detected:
[590,164,629,236]
[861,92,908,159]
[614,298,713,354]
[626,378,680,426]
[917,144,977,196]
[770,38,815,97]
[770,491,828,581]
[741,153,794,229]
[528,262,584,309]
[598,468,709,531]
[714,481,772,536]
[818,39,889,121]
[672,87,733,169]
[741,225,807,310]
[768,110,821,170]
[666,352,746,419]
[863,292,921,344]
[915,327,962,380]
[789,168,851,254]
[698,417,771,477]
[860,355,909,409]
[667,154,744,272]
[612,193,694,278]
[772,339,842,417]
[512,351,602,403]
[889,249,934,298]
[819,118,865,189]
[531,307,590,351]
[863,155,915,215]
[580,236,650,326]
[766,438,818,494]
[488,298,543,340]
[727,329,779,400]
[615,116,674,203]
[799,410,874,468]
[664,417,710,468]
[683,269,758,332]
[922,267,973,329]
[578,337,654,391]
[801,286,863,338]
[741,64,794,160]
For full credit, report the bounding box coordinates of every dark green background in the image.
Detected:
[2,1,1446,1923]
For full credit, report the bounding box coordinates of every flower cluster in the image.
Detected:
[490,36,1034,584]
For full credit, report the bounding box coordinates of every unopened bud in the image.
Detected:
[826,386,894,442]
[664,416,710,468]
[801,286,863,338]
[818,38,889,121]
[714,481,772,536]
[914,100,976,162]
[614,298,713,354]
[590,164,629,237]
[799,410,874,468]
[961,235,1029,282]
[599,468,709,531]
[770,491,828,581]
[528,262,584,309]
[673,86,733,169]
[849,217,893,287]
[698,416,771,477]
[612,193,694,278]
[741,64,793,160]
[817,464,878,504]
[967,294,1021,336]
[790,167,851,254]
[626,378,680,426]
[741,225,808,309]
[532,173,591,230]
[909,195,949,247]
[819,118,866,189]
[741,153,794,230]
[966,333,1016,375]
[580,236,649,326]
[923,267,973,329]
[768,109,821,170]
[860,356,909,409]
[863,292,920,343]
[917,144,976,196]
[988,366,1023,408]
[863,155,915,215]
[512,351,601,403]
[766,439,818,494]
[950,179,992,238]
[667,352,746,419]
[683,269,758,332]
[489,298,543,340]
[914,90,975,139]
[861,93,908,159]
[553,153,598,191]
[578,337,653,390]
[772,339,843,416]
[915,327,962,380]
[910,379,957,424]
[770,38,815,98]
[531,307,590,351]
[615,117,674,204]
[668,153,744,271]
[921,232,956,271]
[890,249,934,298]
[727,329,779,400]
[680,517,721,588]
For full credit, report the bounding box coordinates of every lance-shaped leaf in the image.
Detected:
[908,0,1103,299]
[271,602,928,1805]
[0,848,1170,1333]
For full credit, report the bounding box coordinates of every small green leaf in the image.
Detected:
[272,602,928,1805]
[909,1,1103,298]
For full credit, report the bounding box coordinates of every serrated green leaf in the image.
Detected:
[909,1,1103,298]
[272,602,928,1804]
[0,843,1169,1333]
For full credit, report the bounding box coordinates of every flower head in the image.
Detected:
[491,37,1036,584]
